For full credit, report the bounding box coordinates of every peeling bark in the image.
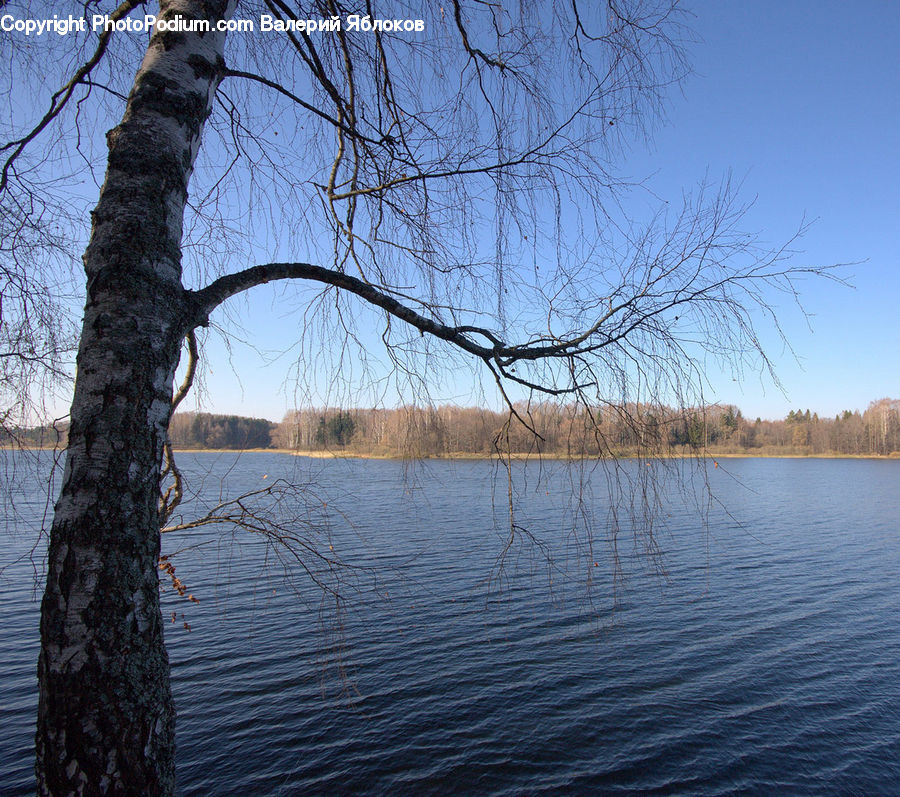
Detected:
[36,3,234,794]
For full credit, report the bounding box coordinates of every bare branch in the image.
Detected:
[159,330,199,526]
[162,478,369,602]
[0,0,146,193]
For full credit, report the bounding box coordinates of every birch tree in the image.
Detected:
[0,1,833,793]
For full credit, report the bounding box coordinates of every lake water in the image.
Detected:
[3,453,900,794]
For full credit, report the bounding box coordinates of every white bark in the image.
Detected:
[37,3,234,794]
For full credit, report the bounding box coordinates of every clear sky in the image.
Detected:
[181,1,899,422]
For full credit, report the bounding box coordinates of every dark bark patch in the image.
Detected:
[129,71,207,131]
[187,53,217,81]
[157,30,188,52]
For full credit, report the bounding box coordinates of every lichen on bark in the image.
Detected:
[36,3,234,794]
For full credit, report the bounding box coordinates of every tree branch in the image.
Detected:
[192,261,498,359]
[159,330,199,526]
[0,0,145,192]
[223,68,390,149]
[193,260,623,369]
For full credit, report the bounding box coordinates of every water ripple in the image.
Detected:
[2,455,900,794]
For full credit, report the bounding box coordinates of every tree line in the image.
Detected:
[271,399,900,457]
[6,400,898,457]
[167,412,274,450]
[1,412,273,451]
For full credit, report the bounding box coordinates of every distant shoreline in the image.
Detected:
[212,449,900,461]
[287,451,900,461]
[5,446,898,460]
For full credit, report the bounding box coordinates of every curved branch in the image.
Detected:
[192,262,498,359]
[170,329,198,413]
[191,194,839,403]
[191,261,624,374]
[160,330,199,526]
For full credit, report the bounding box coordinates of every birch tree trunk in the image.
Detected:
[36,3,232,793]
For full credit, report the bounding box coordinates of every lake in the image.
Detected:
[3,453,900,794]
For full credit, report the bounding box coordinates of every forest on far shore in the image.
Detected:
[7,400,900,458]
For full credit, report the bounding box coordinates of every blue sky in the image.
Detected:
[189,1,898,422]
